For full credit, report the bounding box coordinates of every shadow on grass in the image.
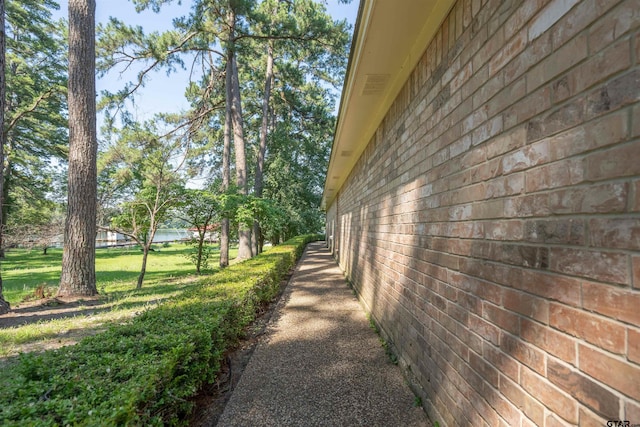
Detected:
[2,250,63,271]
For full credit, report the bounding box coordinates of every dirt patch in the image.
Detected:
[0,296,105,329]
[187,272,293,427]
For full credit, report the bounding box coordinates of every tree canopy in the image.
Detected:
[0,0,352,298]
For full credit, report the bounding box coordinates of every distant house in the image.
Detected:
[188,224,220,243]
[323,1,640,425]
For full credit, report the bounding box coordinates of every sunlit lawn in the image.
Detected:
[0,242,238,358]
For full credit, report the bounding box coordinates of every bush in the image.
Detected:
[0,235,320,426]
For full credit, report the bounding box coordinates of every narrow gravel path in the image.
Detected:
[216,242,429,427]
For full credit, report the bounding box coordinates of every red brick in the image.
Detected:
[324,1,640,427]
[485,174,524,199]
[504,0,545,40]
[523,218,586,245]
[549,247,629,285]
[547,358,620,419]
[469,313,500,345]
[483,341,519,382]
[486,126,527,159]
[521,367,578,424]
[472,115,503,146]
[582,281,640,325]
[451,61,473,94]
[547,110,629,160]
[545,413,574,427]
[587,137,639,179]
[454,3,463,41]
[576,182,629,214]
[482,219,524,241]
[589,217,640,251]
[568,37,632,95]
[504,86,551,130]
[504,32,551,86]
[588,0,640,54]
[521,318,577,364]
[499,374,545,426]
[469,350,499,387]
[503,289,549,323]
[524,158,583,192]
[629,328,640,364]
[578,407,609,427]
[550,0,618,47]
[518,270,581,307]
[637,31,640,65]
[580,344,640,400]
[626,400,640,425]
[463,0,472,28]
[526,96,586,142]
[501,138,549,174]
[489,28,527,76]
[489,385,522,427]
[471,0,483,17]
[527,0,579,41]
[442,17,450,59]
[550,304,625,354]
[585,69,640,119]
[500,332,546,375]
[504,193,549,217]
[482,301,519,334]
[527,32,588,92]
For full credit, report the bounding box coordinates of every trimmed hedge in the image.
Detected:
[0,235,321,426]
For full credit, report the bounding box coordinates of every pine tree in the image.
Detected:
[58,0,98,297]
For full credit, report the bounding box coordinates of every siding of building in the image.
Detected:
[325,0,640,425]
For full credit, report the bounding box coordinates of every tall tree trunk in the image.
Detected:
[196,230,204,273]
[253,40,274,256]
[227,7,252,260]
[0,0,9,314]
[58,0,98,297]
[1,161,8,257]
[219,56,232,268]
[137,245,149,289]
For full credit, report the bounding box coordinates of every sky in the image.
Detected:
[53,0,360,121]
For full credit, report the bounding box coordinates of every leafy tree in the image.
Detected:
[58,0,97,297]
[95,0,350,261]
[102,120,186,288]
[177,188,221,273]
[243,0,349,248]
[4,210,64,255]
[3,0,67,251]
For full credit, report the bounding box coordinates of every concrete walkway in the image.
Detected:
[216,242,429,427]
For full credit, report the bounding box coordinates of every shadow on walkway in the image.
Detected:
[216,242,429,427]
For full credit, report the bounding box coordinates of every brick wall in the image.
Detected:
[325,0,640,425]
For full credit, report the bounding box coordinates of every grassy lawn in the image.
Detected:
[0,243,238,358]
[2,243,238,305]
[0,236,316,425]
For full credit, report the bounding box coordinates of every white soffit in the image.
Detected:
[322,0,455,209]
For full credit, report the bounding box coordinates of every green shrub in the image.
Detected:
[0,235,320,426]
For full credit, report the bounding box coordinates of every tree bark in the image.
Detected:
[196,229,204,273]
[253,40,274,255]
[58,0,98,297]
[219,55,232,268]
[0,0,9,314]
[137,245,148,289]
[227,7,252,260]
